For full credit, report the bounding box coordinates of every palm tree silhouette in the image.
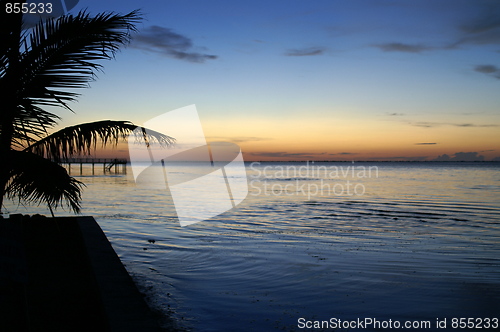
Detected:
[0,2,174,215]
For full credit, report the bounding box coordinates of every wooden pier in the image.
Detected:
[62,158,127,175]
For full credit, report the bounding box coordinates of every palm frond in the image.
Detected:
[5,150,84,213]
[10,104,61,148]
[0,9,141,149]
[25,120,175,161]
[18,10,141,108]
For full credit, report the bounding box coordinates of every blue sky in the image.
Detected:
[50,0,500,161]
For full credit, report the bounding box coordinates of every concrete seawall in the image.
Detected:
[0,215,165,331]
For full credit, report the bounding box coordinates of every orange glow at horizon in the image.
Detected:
[89,115,499,162]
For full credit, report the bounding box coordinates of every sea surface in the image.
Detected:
[5,162,500,331]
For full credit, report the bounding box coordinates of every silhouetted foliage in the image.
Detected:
[0,1,173,214]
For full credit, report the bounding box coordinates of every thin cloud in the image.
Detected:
[207,136,271,144]
[455,5,500,47]
[474,64,500,79]
[474,64,499,73]
[410,121,499,128]
[329,152,357,155]
[461,16,500,35]
[415,143,437,145]
[285,47,325,56]
[373,5,500,58]
[132,26,217,63]
[387,112,405,116]
[411,122,440,128]
[373,42,433,53]
[453,123,498,127]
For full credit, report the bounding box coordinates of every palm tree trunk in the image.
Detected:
[0,8,23,214]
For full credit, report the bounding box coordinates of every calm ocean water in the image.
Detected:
[5,162,500,330]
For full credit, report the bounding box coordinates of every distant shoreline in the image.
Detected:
[245,160,500,163]
[118,160,500,163]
